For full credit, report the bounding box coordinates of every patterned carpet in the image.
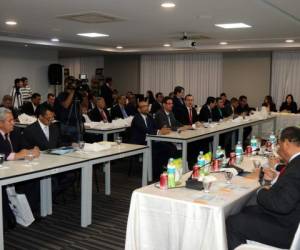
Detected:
[4,160,142,250]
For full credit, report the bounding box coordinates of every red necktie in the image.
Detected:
[279,166,286,176]
[189,108,193,124]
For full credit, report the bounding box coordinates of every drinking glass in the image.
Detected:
[116,136,122,146]
[208,118,212,124]
[203,177,212,193]
[79,141,85,150]
[25,150,34,166]
[224,171,233,184]
[252,159,261,170]
[0,153,4,167]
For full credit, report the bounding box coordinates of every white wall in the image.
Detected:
[0,44,58,100]
[223,52,271,108]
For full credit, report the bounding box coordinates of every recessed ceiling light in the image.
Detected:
[285,39,294,43]
[161,2,176,8]
[163,43,171,47]
[116,46,123,49]
[77,33,109,38]
[215,23,251,29]
[51,38,59,42]
[24,44,28,47]
[5,20,17,26]
[219,42,228,45]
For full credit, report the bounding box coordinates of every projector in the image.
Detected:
[172,40,197,48]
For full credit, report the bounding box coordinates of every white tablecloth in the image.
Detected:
[125,158,260,250]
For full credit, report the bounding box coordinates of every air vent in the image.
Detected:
[58,12,124,24]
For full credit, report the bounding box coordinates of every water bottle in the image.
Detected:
[235,141,243,164]
[215,146,223,159]
[250,135,257,153]
[197,151,206,168]
[167,159,176,188]
[269,132,277,147]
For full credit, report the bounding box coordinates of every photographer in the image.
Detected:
[54,77,84,143]
[10,78,23,109]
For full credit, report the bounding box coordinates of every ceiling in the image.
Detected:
[1,0,300,53]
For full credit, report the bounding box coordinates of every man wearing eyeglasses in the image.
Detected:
[23,104,61,150]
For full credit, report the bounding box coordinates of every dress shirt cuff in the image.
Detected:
[7,153,15,161]
[157,130,160,135]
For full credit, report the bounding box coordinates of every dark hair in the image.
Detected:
[220,93,226,97]
[47,93,55,99]
[174,86,184,95]
[21,77,28,82]
[280,127,300,146]
[285,94,294,103]
[231,97,238,103]
[105,77,112,83]
[36,104,54,117]
[206,96,216,105]
[14,78,20,86]
[146,90,155,104]
[162,96,173,104]
[185,94,193,100]
[31,93,41,100]
[264,95,274,105]
[216,97,222,102]
[239,95,247,101]
[155,92,163,98]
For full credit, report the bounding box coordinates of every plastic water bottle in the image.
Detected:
[269,132,277,146]
[197,151,206,168]
[235,141,243,164]
[250,136,257,153]
[167,158,176,188]
[215,146,223,160]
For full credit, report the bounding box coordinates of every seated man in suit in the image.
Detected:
[21,92,41,116]
[150,92,164,115]
[1,95,19,119]
[23,104,61,150]
[212,97,225,122]
[111,95,130,120]
[199,96,216,122]
[0,107,40,228]
[237,95,252,146]
[89,97,111,123]
[172,86,186,122]
[225,97,239,117]
[220,92,231,107]
[226,126,300,250]
[126,93,138,116]
[42,93,55,108]
[177,94,199,125]
[130,101,177,179]
[155,96,188,131]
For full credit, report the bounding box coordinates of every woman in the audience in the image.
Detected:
[279,94,297,113]
[262,95,277,112]
[145,90,155,105]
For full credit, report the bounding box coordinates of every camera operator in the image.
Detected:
[10,78,23,109]
[54,77,84,143]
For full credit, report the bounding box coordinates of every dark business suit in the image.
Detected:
[173,96,186,122]
[212,107,224,122]
[150,100,162,114]
[100,83,113,108]
[23,121,61,150]
[154,109,182,131]
[88,107,111,122]
[21,102,38,116]
[177,106,198,125]
[226,155,300,249]
[111,104,131,120]
[198,105,213,122]
[130,112,177,178]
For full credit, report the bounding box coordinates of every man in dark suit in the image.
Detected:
[177,94,199,125]
[21,92,41,116]
[126,93,138,116]
[130,101,177,178]
[100,77,113,108]
[220,92,231,107]
[23,104,61,150]
[42,93,55,108]
[0,107,40,229]
[212,97,225,121]
[226,126,300,250]
[1,95,19,119]
[225,97,239,117]
[155,96,184,131]
[150,92,164,114]
[236,95,251,115]
[111,95,131,120]
[199,96,216,122]
[88,97,111,123]
[172,86,186,121]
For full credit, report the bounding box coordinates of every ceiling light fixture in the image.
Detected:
[161,2,176,8]
[5,20,17,26]
[285,39,294,43]
[215,23,251,29]
[163,43,171,47]
[77,33,109,38]
[116,46,123,49]
[51,38,60,42]
[219,41,228,45]
[24,44,28,47]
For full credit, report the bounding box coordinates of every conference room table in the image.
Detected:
[146,115,276,181]
[0,143,148,250]
[125,156,265,250]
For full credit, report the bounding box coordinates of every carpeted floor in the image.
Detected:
[4,159,142,250]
